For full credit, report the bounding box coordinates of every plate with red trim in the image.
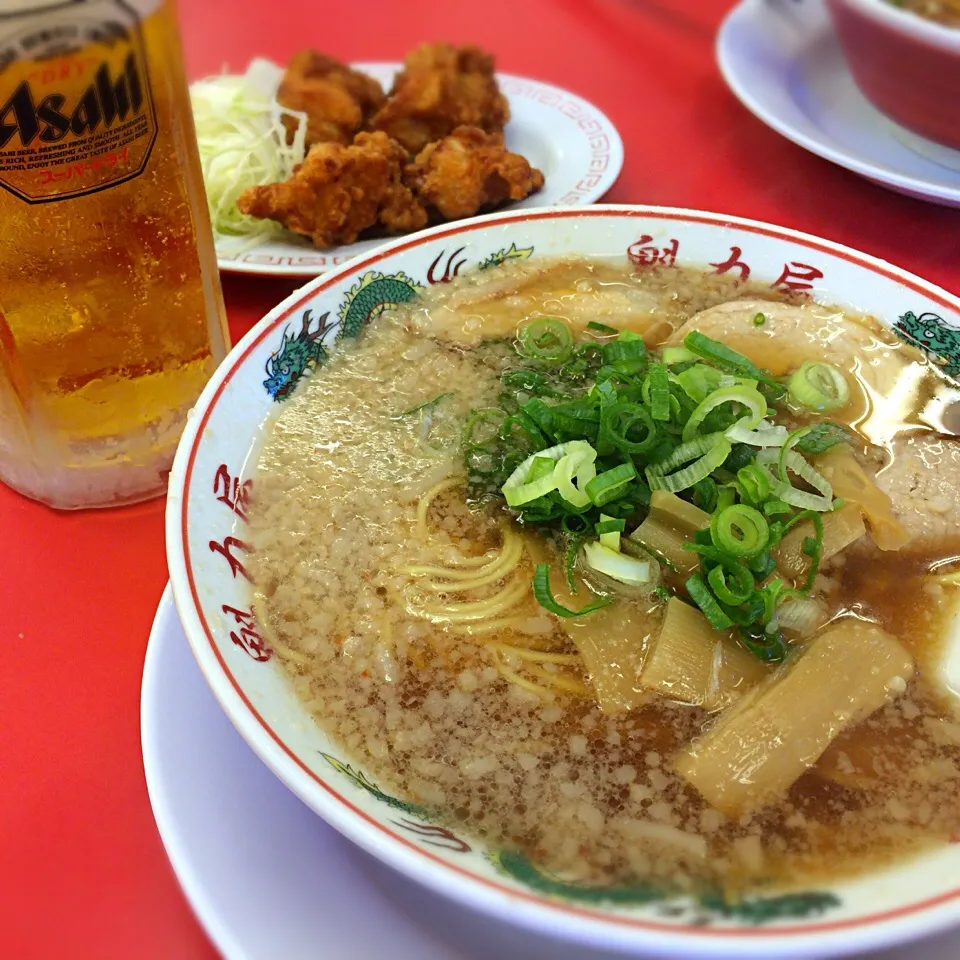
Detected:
[213,62,624,278]
[168,205,960,958]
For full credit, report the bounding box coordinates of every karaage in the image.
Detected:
[278,50,386,146]
[368,43,510,154]
[405,126,544,221]
[238,132,427,247]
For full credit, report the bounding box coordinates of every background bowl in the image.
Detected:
[167,205,960,959]
[826,0,960,155]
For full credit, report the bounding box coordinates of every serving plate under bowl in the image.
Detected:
[167,205,960,958]
[717,0,960,207]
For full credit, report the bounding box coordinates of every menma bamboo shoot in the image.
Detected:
[814,445,908,551]
[563,596,660,714]
[640,597,768,710]
[674,621,914,816]
[629,491,710,578]
[775,501,866,581]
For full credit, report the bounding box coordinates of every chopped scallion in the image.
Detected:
[519,317,574,363]
[787,361,850,412]
[686,574,735,630]
[587,321,619,335]
[596,513,625,551]
[392,392,454,420]
[533,563,612,617]
[585,462,637,507]
[682,384,766,443]
[583,541,652,584]
[648,362,671,421]
[683,330,783,393]
[710,504,770,558]
[646,434,731,493]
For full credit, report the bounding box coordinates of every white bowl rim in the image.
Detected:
[167,204,960,957]
[830,0,960,53]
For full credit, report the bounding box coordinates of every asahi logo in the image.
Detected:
[0,51,144,150]
[0,0,157,204]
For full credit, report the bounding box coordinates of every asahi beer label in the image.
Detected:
[0,0,157,203]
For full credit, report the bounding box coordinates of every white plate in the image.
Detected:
[141,586,960,959]
[215,62,624,278]
[716,0,960,208]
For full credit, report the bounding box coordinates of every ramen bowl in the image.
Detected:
[826,0,960,157]
[166,206,960,959]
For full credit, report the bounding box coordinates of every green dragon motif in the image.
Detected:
[894,310,960,379]
[478,242,534,270]
[263,309,335,401]
[696,889,842,925]
[319,759,841,925]
[336,271,423,340]
[492,850,662,905]
[320,753,426,817]
[492,850,841,925]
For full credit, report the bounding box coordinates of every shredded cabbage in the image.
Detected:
[189,59,307,251]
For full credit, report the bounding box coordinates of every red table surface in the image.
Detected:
[3,1,959,957]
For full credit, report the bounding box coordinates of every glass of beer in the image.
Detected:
[0,0,229,509]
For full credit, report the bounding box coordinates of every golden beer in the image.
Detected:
[0,0,228,508]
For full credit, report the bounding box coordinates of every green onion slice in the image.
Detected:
[585,462,637,507]
[661,345,696,365]
[686,574,735,630]
[519,317,574,363]
[683,331,781,390]
[500,411,547,449]
[393,392,454,420]
[562,514,591,536]
[683,384,766,443]
[739,623,788,663]
[707,561,755,606]
[555,445,599,509]
[777,427,811,482]
[521,397,557,436]
[596,513,625,550]
[792,421,851,454]
[587,321,619,335]
[787,361,850,411]
[692,476,719,513]
[769,447,834,512]
[600,400,659,455]
[501,440,595,507]
[583,541,652,584]
[646,434,732,494]
[648,362,671,421]
[461,408,502,446]
[737,464,771,504]
[781,510,825,590]
[762,498,793,517]
[602,335,648,373]
[725,419,789,447]
[711,504,770,558]
[676,363,723,404]
[533,563,612,617]
[564,538,583,591]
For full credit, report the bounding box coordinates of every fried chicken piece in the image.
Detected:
[368,43,510,154]
[277,50,386,146]
[237,132,426,248]
[405,126,544,221]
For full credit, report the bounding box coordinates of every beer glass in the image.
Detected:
[0,0,229,509]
